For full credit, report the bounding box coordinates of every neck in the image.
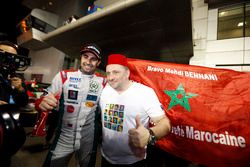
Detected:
[116,80,132,94]
[80,68,94,75]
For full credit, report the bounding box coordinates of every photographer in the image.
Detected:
[0,41,28,107]
[0,41,28,167]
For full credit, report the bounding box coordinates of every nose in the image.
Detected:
[107,73,114,81]
[85,58,91,64]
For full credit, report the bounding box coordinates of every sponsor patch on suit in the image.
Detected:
[68,90,78,100]
[85,101,95,107]
[69,84,79,89]
[86,94,97,101]
[69,77,81,83]
[67,105,75,113]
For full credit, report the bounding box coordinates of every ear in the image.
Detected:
[126,68,130,78]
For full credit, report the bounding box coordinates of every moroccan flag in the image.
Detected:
[127,58,250,167]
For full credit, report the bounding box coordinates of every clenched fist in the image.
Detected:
[10,77,24,92]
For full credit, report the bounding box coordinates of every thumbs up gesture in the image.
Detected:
[128,115,150,148]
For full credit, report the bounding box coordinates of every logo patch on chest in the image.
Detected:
[85,101,95,107]
[89,80,99,93]
[67,105,75,113]
[86,94,97,101]
[68,90,78,100]
[69,77,81,83]
[69,84,79,89]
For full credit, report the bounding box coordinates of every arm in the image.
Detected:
[35,72,63,111]
[0,100,8,105]
[128,86,171,148]
[10,77,29,107]
[35,93,58,111]
[128,114,171,148]
[149,114,171,140]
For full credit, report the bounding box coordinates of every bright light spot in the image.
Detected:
[237,22,244,27]
[219,12,226,17]
[2,113,10,119]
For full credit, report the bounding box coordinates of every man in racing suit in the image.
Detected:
[36,44,105,167]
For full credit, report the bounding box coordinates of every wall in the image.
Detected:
[18,2,86,83]
[24,47,65,83]
[31,8,59,28]
[53,0,93,27]
[190,0,208,67]
[94,0,125,7]
[190,0,250,72]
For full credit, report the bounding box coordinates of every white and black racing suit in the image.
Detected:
[43,69,105,167]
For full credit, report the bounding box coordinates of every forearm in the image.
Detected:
[150,116,171,140]
[128,115,171,148]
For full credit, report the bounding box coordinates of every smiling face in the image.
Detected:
[106,64,130,91]
[80,52,101,75]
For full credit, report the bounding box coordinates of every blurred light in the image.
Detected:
[12,113,20,120]
[2,113,10,119]
[237,22,245,27]
[219,11,226,17]
[20,20,27,33]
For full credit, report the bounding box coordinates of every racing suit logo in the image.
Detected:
[68,90,78,100]
[89,80,99,93]
[69,77,81,83]
[67,105,75,113]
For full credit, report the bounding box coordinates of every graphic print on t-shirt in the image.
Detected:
[104,103,124,132]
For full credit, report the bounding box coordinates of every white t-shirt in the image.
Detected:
[99,81,165,164]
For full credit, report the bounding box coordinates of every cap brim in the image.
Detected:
[80,49,101,60]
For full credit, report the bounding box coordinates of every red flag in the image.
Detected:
[127,58,250,167]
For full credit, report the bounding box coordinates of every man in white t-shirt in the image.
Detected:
[99,54,171,167]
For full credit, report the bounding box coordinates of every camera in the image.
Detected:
[0,50,31,78]
[0,105,26,159]
[0,50,30,162]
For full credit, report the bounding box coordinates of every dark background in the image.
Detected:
[0,0,30,56]
[0,0,30,42]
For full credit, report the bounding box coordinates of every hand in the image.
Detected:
[128,115,150,148]
[39,93,58,111]
[128,141,145,158]
[10,77,24,91]
[0,100,8,105]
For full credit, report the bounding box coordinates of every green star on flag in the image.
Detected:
[164,84,198,112]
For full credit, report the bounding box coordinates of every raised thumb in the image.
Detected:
[135,115,142,129]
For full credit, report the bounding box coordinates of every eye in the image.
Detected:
[90,57,98,62]
[81,54,88,59]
